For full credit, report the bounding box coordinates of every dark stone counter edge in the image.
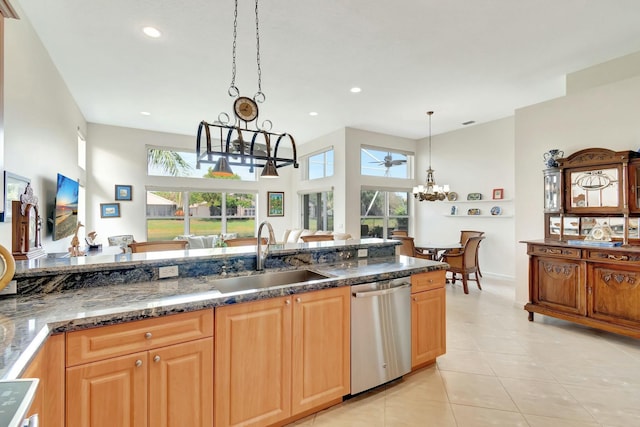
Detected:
[6,261,446,380]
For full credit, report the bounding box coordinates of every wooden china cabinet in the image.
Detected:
[525,148,640,338]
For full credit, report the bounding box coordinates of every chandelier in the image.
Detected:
[413,111,450,202]
[196,0,298,178]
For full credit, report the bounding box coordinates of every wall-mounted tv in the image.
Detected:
[53,173,79,241]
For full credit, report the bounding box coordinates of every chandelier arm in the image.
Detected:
[196,121,204,168]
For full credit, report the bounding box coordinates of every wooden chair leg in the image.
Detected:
[462,275,469,294]
[476,272,482,290]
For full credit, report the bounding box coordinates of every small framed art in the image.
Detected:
[267,191,284,217]
[101,203,121,218]
[492,188,504,200]
[2,171,30,223]
[115,185,132,201]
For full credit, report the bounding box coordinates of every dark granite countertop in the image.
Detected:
[0,255,445,380]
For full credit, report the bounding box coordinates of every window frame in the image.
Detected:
[304,147,334,180]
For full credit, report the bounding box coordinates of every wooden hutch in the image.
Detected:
[524,147,640,338]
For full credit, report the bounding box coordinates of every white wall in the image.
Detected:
[2,5,87,253]
[514,75,640,304]
[413,117,516,280]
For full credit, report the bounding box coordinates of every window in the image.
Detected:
[360,147,412,178]
[306,148,334,180]
[302,191,333,231]
[360,190,409,238]
[146,190,256,240]
[147,147,256,181]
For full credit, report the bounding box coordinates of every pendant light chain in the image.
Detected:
[254,0,265,102]
[228,0,239,96]
[428,111,432,169]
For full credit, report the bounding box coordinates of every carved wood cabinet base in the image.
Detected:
[525,242,640,338]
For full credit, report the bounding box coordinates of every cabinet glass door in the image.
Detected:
[543,168,561,212]
[569,167,619,209]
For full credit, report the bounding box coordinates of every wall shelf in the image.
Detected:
[445,199,513,204]
[444,214,513,218]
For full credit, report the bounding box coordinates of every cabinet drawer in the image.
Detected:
[67,309,214,367]
[587,250,640,264]
[529,244,581,259]
[411,270,446,293]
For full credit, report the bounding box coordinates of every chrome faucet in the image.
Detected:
[256,220,276,271]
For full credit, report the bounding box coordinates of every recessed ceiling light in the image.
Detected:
[309,112,318,116]
[350,87,362,93]
[142,27,162,38]
[140,111,151,116]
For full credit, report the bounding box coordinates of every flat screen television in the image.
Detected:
[52,173,79,241]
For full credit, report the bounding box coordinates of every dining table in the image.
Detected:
[415,242,462,261]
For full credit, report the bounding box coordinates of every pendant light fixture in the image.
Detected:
[413,111,451,202]
[196,0,298,177]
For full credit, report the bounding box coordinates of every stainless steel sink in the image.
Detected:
[211,269,332,294]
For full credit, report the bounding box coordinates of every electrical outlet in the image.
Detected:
[159,265,179,279]
[358,248,368,258]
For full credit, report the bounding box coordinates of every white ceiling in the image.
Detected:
[14,0,640,144]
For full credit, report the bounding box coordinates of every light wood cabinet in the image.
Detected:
[66,309,213,427]
[411,271,446,369]
[21,333,65,427]
[291,287,350,415]
[215,286,350,427]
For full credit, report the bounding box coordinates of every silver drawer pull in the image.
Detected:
[543,248,562,254]
[145,332,152,339]
[607,254,629,261]
[135,359,143,367]
[154,355,161,363]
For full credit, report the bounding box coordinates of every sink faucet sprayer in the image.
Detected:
[256,221,276,271]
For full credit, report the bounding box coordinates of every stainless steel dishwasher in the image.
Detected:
[351,277,412,394]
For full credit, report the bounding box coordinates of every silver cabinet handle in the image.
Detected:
[145,332,152,339]
[296,297,301,303]
[285,300,290,305]
[154,355,160,363]
[135,359,143,367]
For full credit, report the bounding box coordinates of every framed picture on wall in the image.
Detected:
[267,192,284,217]
[2,171,31,223]
[100,203,121,218]
[115,185,132,201]
[492,188,504,200]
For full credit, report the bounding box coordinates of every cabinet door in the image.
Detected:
[21,334,65,427]
[531,257,586,315]
[66,352,148,427]
[589,264,640,328]
[149,338,213,427]
[411,288,446,369]
[291,287,350,415]
[215,296,292,427]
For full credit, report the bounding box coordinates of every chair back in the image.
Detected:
[128,240,188,253]
[392,236,416,257]
[390,230,408,237]
[301,235,334,242]
[459,230,484,246]
[224,237,268,247]
[462,236,484,268]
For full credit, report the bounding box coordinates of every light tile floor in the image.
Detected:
[288,278,640,427]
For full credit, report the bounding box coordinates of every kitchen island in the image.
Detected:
[2,239,448,426]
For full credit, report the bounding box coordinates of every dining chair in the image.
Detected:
[300,235,334,242]
[128,240,188,253]
[390,230,408,237]
[442,230,485,275]
[392,236,433,260]
[440,236,485,294]
[224,237,268,247]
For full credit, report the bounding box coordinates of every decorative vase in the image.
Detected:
[543,149,564,168]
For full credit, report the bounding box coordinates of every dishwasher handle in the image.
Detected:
[353,283,410,298]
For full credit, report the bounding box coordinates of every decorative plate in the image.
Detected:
[447,192,458,201]
[467,208,481,215]
[490,206,502,216]
[467,192,482,201]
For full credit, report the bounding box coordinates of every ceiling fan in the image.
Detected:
[370,153,407,169]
